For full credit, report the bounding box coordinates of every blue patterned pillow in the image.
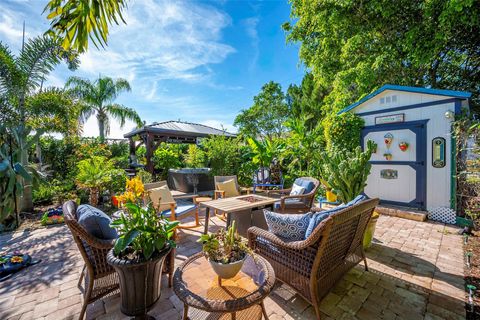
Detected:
[346,194,367,206]
[263,210,310,241]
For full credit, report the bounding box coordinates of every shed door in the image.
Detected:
[361,120,427,210]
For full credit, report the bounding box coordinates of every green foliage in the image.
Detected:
[202,136,241,176]
[107,169,127,195]
[282,114,324,180]
[0,126,44,224]
[44,0,128,53]
[246,137,285,168]
[136,169,153,184]
[318,141,375,203]
[197,221,253,264]
[184,144,206,168]
[111,202,179,260]
[152,143,183,179]
[234,81,290,139]
[284,0,480,111]
[66,76,142,141]
[76,156,114,206]
[324,113,364,152]
[75,138,112,160]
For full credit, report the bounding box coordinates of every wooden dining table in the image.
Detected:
[201,195,278,234]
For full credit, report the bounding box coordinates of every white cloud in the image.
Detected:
[81,116,137,139]
[243,17,260,71]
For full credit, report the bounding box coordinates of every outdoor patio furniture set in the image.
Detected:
[63,175,378,319]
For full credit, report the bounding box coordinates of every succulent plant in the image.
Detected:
[317,140,374,203]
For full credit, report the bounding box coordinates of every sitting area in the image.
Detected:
[267,177,320,213]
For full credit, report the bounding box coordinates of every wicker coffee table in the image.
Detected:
[173,252,275,320]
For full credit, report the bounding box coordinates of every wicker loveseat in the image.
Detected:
[247,198,379,319]
[63,201,175,319]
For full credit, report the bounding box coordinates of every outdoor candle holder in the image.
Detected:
[467,284,477,311]
[466,251,473,268]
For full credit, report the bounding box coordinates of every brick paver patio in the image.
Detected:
[0,214,466,320]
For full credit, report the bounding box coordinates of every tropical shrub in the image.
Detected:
[202,136,241,176]
[184,145,206,168]
[152,143,183,179]
[76,156,114,206]
[323,113,364,152]
[318,140,375,203]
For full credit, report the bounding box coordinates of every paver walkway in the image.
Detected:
[0,214,466,320]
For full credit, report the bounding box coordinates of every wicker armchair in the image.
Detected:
[266,177,320,213]
[63,201,176,319]
[247,198,379,319]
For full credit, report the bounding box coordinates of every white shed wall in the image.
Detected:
[354,95,456,210]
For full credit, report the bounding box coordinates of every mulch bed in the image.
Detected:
[464,232,480,319]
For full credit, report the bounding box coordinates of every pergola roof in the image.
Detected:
[124,120,236,139]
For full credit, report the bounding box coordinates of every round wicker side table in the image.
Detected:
[173,252,275,320]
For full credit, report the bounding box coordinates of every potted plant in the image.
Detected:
[318,140,374,203]
[383,153,393,161]
[107,177,179,318]
[197,221,254,279]
[399,142,409,152]
[363,211,380,249]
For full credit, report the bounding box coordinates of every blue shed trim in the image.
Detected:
[361,119,429,210]
[355,98,457,117]
[338,84,471,115]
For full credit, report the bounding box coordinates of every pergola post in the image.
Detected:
[146,132,154,174]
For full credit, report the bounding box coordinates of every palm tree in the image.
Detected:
[0,35,79,213]
[66,76,143,141]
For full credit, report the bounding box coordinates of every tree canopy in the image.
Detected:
[234,81,290,140]
[66,76,143,141]
[284,0,480,111]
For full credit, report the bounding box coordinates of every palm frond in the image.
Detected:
[44,0,128,53]
[106,103,143,128]
[17,36,79,93]
[0,42,21,95]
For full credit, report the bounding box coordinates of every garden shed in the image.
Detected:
[339,84,471,212]
[124,120,236,174]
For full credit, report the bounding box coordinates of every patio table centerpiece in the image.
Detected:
[197,221,254,279]
[107,177,179,318]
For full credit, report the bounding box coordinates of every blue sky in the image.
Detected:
[0,0,305,138]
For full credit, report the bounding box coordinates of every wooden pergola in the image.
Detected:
[124,120,236,173]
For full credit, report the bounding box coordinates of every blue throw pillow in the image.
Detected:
[294,178,315,194]
[346,194,367,206]
[264,210,310,241]
[77,205,118,240]
[304,205,347,239]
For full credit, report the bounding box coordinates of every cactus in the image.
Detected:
[318,141,374,203]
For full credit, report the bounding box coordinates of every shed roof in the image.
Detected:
[124,120,236,138]
[338,84,472,115]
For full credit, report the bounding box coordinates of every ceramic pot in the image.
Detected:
[363,214,379,249]
[107,246,171,317]
[209,255,246,279]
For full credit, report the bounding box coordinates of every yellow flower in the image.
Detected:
[10,256,23,263]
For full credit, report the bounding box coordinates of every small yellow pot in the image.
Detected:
[326,190,337,202]
[363,212,379,250]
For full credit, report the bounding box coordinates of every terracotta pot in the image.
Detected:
[107,246,171,317]
[209,255,246,279]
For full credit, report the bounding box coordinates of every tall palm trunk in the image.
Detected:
[97,112,106,142]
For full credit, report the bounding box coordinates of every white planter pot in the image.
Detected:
[209,256,246,279]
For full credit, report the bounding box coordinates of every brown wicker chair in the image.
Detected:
[63,201,176,319]
[266,177,320,213]
[247,198,379,319]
